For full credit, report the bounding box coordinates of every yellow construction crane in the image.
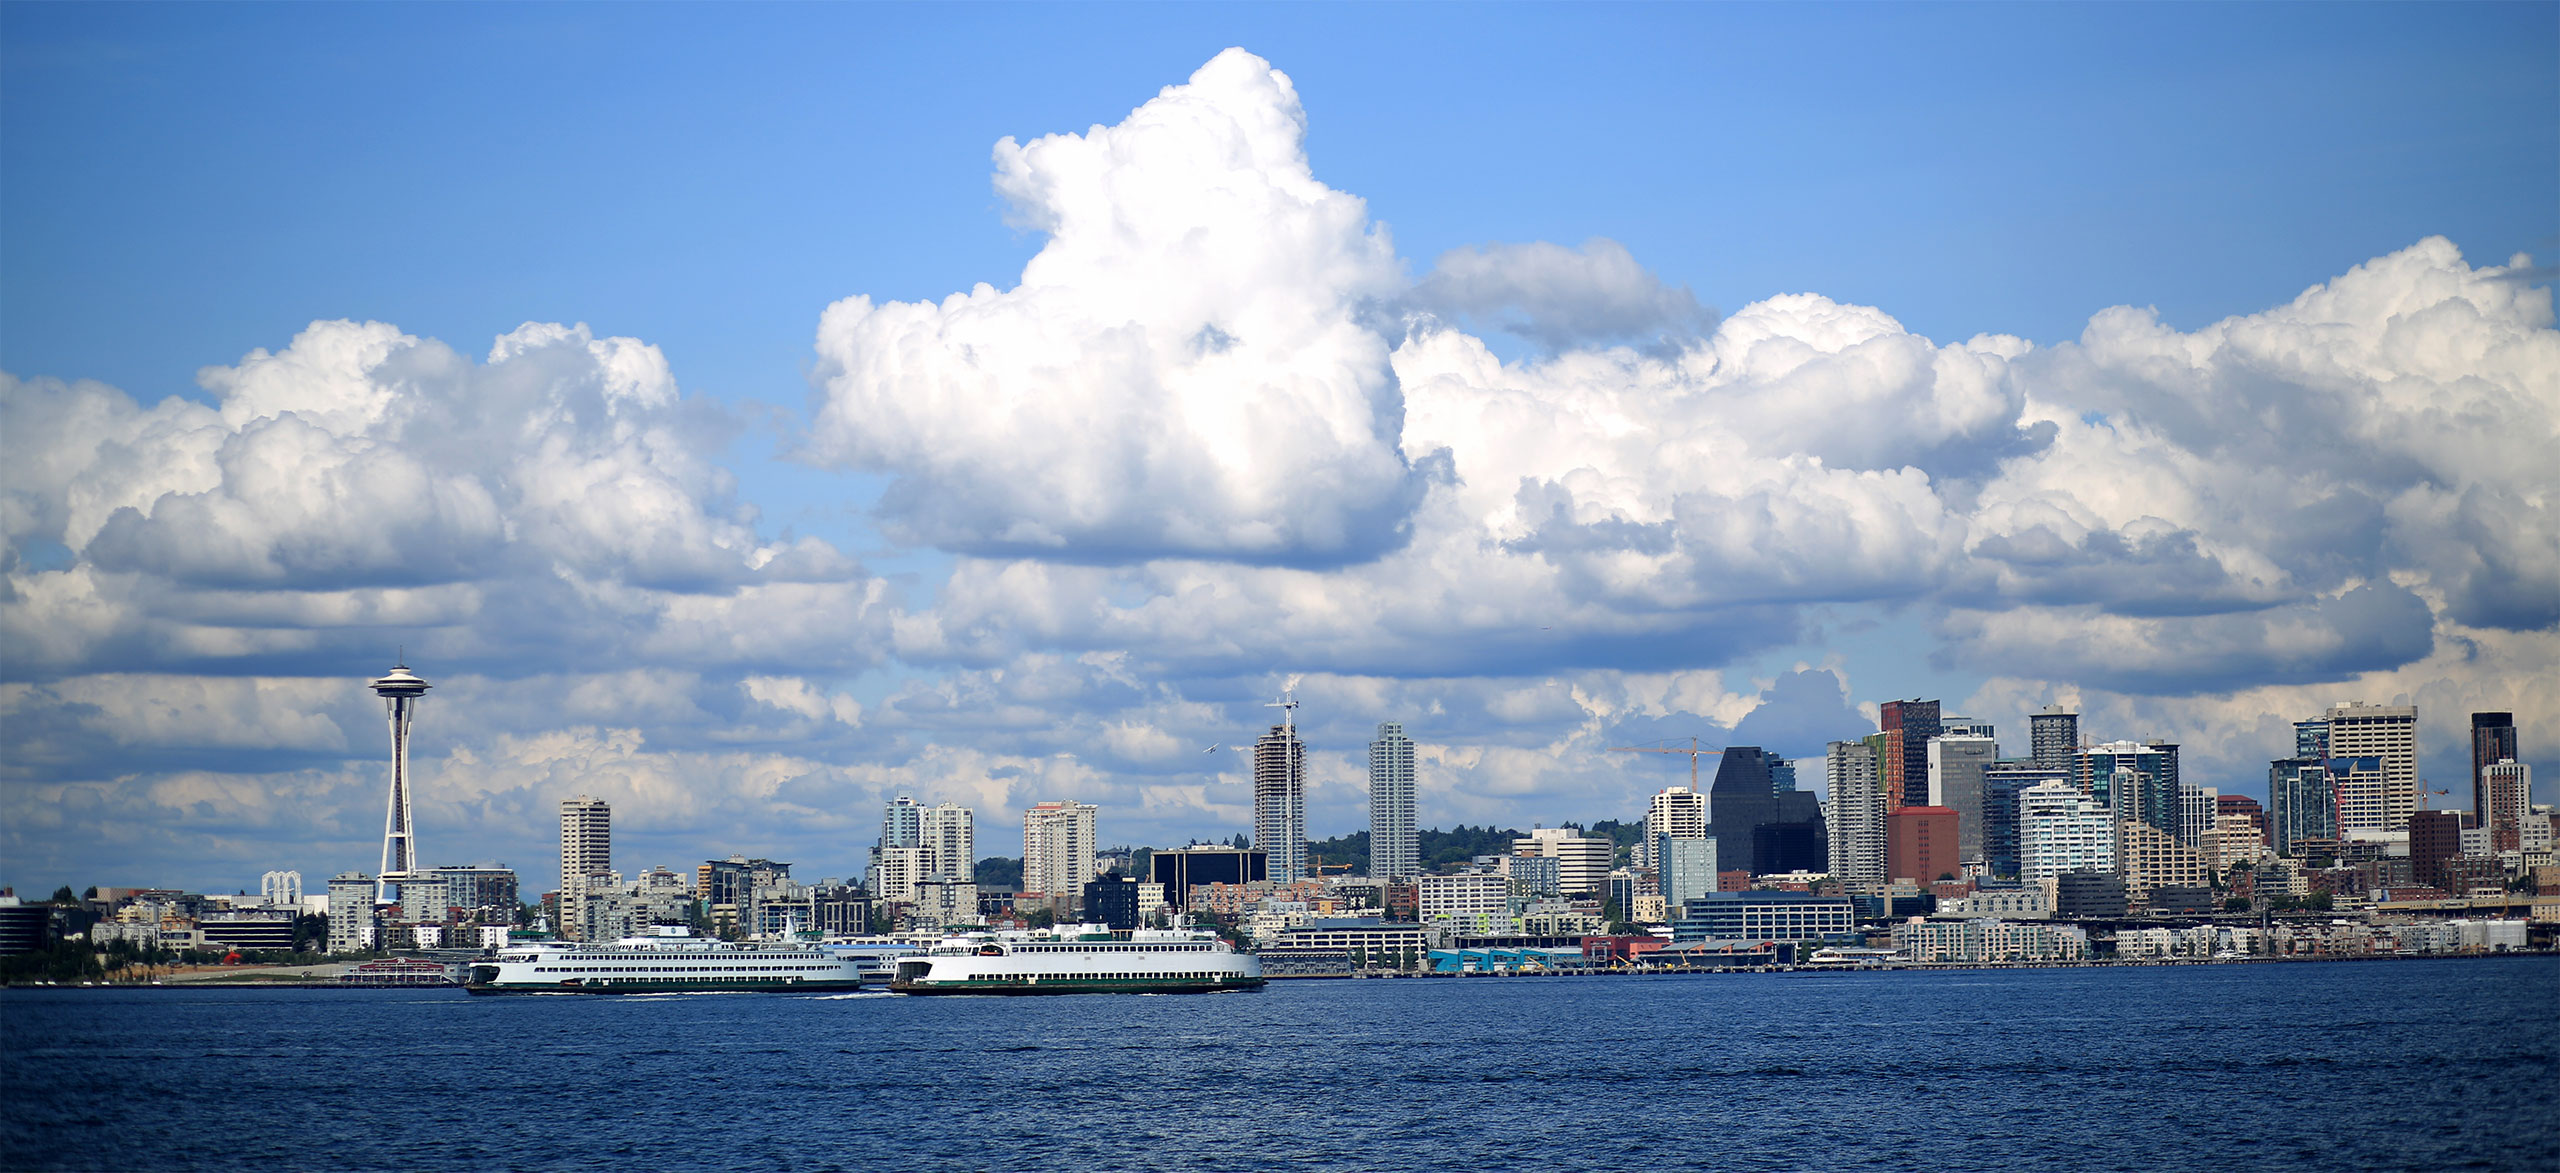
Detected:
[1609,736,1717,790]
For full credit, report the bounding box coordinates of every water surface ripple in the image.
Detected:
[5,958,2554,1171]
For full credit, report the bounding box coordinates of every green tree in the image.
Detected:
[2222,897,2251,912]
[2304,891,2334,912]
[47,886,76,905]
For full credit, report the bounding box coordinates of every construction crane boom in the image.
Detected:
[1608,736,1715,791]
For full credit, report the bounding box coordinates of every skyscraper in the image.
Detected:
[1927,730,1999,866]
[1254,708,1307,884]
[2019,781,2114,880]
[1879,699,1943,810]
[2030,705,2079,772]
[2178,783,2219,855]
[1368,722,1418,881]
[558,795,611,941]
[1645,785,1708,870]
[1982,761,2067,878]
[2267,758,2338,856]
[2078,741,2176,835]
[1706,746,1826,876]
[882,795,924,850]
[1824,740,1887,891]
[2472,713,2518,830]
[1022,800,1098,905]
[2322,701,2417,837]
[921,802,975,882]
[369,661,432,903]
[2483,760,2533,854]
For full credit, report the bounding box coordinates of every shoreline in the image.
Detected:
[10,947,2553,990]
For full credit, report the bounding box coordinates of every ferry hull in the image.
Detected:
[465,976,872,996]
[890,976,1264,996]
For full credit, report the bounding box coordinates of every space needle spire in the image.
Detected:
[369,657,432,904]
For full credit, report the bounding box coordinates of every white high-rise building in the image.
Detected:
[872,845,931,903]
[922,803,975,882]
[2322,701,2418,838]
[1645,786,1708,870]
[1824,740,1887,891]
[2178,783,2219,854]
[325,872,377,953]
[559,795,611,941]
[1022,801,1098,903]
[881,796,925,850]
[2020,781,2115,881]
[1368,723,1418,881]
[1254,700,1307,884]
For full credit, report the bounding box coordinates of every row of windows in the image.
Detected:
[1016,943,1213,953]
[948,971,1231,984]
[533,967,813,975]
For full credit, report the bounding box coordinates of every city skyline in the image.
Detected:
[4,8,2556,895]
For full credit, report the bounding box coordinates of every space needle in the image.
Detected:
[370,658,432,904]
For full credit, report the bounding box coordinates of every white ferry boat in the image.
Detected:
[464,925,877,995]
[890,924,1264,995]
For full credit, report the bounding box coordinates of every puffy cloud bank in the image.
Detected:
[3,48,2553,890]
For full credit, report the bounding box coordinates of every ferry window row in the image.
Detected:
[534,964,831,973]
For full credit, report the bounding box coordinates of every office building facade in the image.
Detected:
[1513,827,1612,896]
[1672,892,1857,942]
[1928,732,1998,866]
[1982,763,2067,878]
[1887,805,1959,884]
[1879,699,1943,810]
[2030,705,2079,772]
[1149,845,1268,910]
[2471,713,2518,831]
[2269,758,2340,856]
[2322,702,2417,838]
[2482,760,2533,854]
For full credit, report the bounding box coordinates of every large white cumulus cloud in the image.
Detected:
[2,319,882,681]
[807,48,1422,564]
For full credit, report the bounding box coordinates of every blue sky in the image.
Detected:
[3,4,2554,894]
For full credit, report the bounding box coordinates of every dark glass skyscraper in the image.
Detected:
[2030,705,2078,772]
[2471,712,2517,826]
[1708,746,1827,876]
[1879,699,1942,809]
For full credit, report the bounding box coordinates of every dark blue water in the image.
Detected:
[6,959,2556,1171]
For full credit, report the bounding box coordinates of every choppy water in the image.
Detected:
[5,958,2555,1171]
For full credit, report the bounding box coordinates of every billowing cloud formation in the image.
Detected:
[3,48,2553,895]
[1407,238,1713,350]
[2,320,883,683]
[807,48,1421,564]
